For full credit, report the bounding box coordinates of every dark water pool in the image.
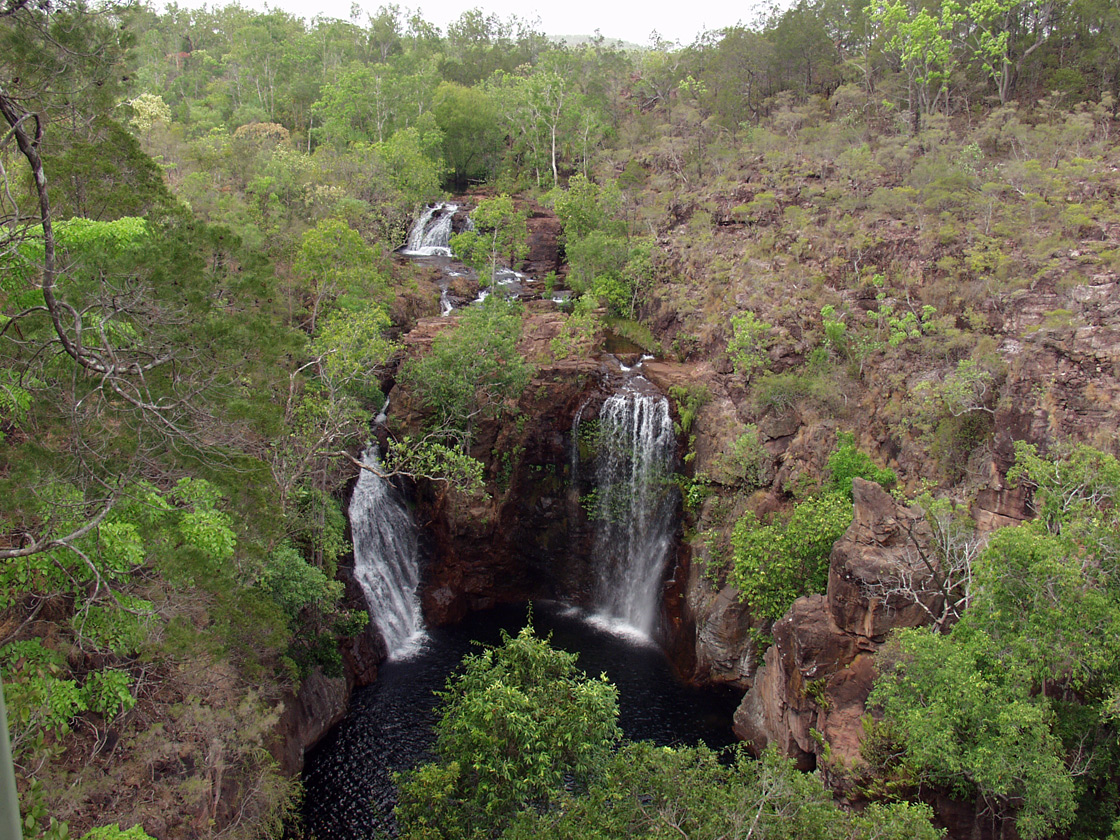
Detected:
[300,601,742,839]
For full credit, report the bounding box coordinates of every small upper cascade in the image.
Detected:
[349,448,427,659]
[586,384,678,637]
[401,202,458,256]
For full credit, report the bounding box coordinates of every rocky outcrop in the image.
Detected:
[733,479,938,767]
[690,580,759,688]
[275,562,384,774]
[521,200,564,280]
[390,303,669,626]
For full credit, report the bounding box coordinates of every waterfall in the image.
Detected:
[349,449,426,658]
[589,389,678,637]
[402,203,457,256]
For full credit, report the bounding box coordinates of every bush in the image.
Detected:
[826,431,896,498]
[730,492,853,621]
[395,624,621,840]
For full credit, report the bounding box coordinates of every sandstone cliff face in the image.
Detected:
[387,304,693,632]
[732,479,938,768]
[276,574,383,774]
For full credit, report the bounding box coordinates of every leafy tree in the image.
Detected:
[730,492,853,621]
[872,442,1120,837]
[433,82,503,188]
[395,623,621,840]
[291,217,386,331]
[548,173,625,242]
[398,295,531,451]
[869,0,961,122]
[449,195,529,281]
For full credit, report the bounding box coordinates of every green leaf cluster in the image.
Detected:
[729,492,853,621]
[399,295,531,451]
[397,629,943,840]
[872,443,1120,838]
[825,431,896,498]
[395,624,622,839]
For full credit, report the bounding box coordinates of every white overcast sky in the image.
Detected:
[164,0,784,47]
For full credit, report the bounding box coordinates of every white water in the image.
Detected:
[588,388,677,637]
[349,449,427,659]
[401,203,458,256]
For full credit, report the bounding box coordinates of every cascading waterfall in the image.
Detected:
[589,388,678,637]
[349,448,426,658]
[401,202,457,256]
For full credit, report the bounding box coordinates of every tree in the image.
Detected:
[449,194,529,282]
[291,217,386,331]
[871,442,1120,837]
[394,623,622,840]
[964,0,1060,105]
[869,0,962,123]
[398,295,531,452]
[433,82,503,188]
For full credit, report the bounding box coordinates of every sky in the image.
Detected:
[164,0,784,47]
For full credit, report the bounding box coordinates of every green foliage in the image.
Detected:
[80,825,156,840]
[668,383,710,436]
[871,627,1078,839]
[382,436,487,494]
[292,218,386,330]
[730,492,853,621]
[433,81,503,186]
[548,174,625,242]
[399,295,531,451]
[872,443,1120,837]
[395,624,621,839]
[825,431,896,498]
[727,310,774,380]
[450,194,530,280]
[259,542,344,620]
[80,669,135,721]
[503,742,943,840]
[549,307,600,361]
[713,426,770,488]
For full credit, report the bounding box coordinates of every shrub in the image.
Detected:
[826,431,896,498]
[729,492,852,621]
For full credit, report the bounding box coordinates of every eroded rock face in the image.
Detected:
[733,479,936,767]
[691,578,759,688]
[389,305,685,627]
[829,479,938,640]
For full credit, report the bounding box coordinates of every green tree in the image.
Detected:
[548,173,625,242]
[449,195,530,282]
[291,218,386,331]
[871,442,1120,837]
[825,431,897,497]
[432,82,503,188]
[398,295,531,451]
[395,623,621,840]
[730,492,853,621]
[869,0,962,122]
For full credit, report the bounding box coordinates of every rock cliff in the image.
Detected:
[732,478,938,768]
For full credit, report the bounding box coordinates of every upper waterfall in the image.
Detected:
[401,202,458,257]
[586,386,678,637]
[349,448,427,658]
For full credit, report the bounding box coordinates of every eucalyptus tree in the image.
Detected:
[871,442,1120,838]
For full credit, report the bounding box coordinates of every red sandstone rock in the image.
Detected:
[734,479,938,767]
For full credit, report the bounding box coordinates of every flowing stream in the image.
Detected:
[588,386,678,637]
[349,448,426,659]
[401,202,458,257]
